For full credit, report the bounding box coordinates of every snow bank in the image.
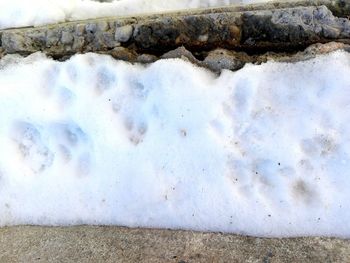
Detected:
[0,51,349,237]
[0,0,267,30]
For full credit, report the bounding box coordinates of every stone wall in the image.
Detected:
[0,0,349,61]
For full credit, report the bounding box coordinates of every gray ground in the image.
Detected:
[0,226,349,262]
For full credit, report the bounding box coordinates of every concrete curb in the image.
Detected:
[1,226,349,262]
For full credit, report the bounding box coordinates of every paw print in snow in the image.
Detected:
[131,81,148,99]
[124,118,148,145]
[291,179,317,205]
[50,122,93,176]
[95,67,117,94]
[12,122,54,173]
[301,134,338,157]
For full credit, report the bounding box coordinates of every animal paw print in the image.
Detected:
[11,120,93,176]
[12,121,54,173]
[123,118,148,145]
[300,134,337,157]
[50,122,93,176]
[95,67,117,94]
[291,179,317,205]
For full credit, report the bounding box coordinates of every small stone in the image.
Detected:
[198,34,208,42]
[0,47,5,59]
[110,47,137,62]
[1,32,26,53]
[102,32,119,48]
[229,25,240,41]
[75,24,85,36]
[61,31,74,45]
[97,21,109,31]
[137,54,158,63]
[86,23,97,34]
[304,42,348,55]
[161,46,199,65]
[115,25,133,42]
[27,31,46,47]
[313,5,332,20]
[46,30,60,47]
[72,36,85,50]
[203,48,247,72]
[108,21,116,30]
[322,25,340,38]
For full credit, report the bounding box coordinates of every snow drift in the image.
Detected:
[0,51,349,237]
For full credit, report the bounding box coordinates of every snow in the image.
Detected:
[0,51,349,237]
[0,0,268,30]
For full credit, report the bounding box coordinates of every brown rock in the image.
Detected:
[109,46,137,62]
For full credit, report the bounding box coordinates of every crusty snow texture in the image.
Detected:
[0,0,266,29]
[0,51,349,237]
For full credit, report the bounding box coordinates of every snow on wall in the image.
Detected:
[0,51,349,237]
[0,0,268,30]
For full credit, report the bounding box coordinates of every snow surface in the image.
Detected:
[0,51,349,237]
[0,0,268,30]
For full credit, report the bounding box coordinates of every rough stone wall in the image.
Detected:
[0,1,350,60]
[0,0,349,74]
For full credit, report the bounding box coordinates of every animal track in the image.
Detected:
[57,87,76,108]
[65,63,78,83]
[291,179,317,205]
[124,118,148,145]
[50,122,92,176]
[12,121,54,173]
[11,121,92,175]
[52,122,87,147]
[301,134,338,157]
[131,80,148,99]
[95,67,117,94]
[42,64,60,96]
[110,88,149,146]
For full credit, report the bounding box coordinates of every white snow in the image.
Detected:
[0,0,268,30]
[0,51,350,237]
